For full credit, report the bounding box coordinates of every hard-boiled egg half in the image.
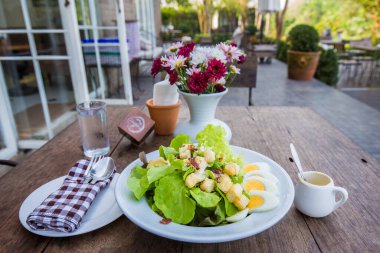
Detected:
[242,176,278,194]
[244,170,279,185]
[226,208,249,222]
[243,162,270,174]
[248,190,279,213]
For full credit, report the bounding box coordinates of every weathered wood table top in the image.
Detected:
[1,106,379,253]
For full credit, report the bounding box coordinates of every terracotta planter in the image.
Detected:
[287,50,321,80]
[146,99,181,135]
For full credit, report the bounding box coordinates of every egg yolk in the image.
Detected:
[245,180,265,192]
[244,164,259,174]
[248,195,264,209]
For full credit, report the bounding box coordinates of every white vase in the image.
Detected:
[174,89,232,142]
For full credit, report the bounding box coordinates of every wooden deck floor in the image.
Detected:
[134,59,380,162]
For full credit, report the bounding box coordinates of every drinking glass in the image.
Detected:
[77,101,110,157]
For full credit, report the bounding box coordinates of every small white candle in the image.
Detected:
[153,79,179,106]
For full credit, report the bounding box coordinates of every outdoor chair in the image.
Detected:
[231,51,257,106]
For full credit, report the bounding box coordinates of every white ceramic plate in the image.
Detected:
[19,173,122,237]
[115,146,295,243]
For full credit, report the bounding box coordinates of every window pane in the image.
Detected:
[0,33,31,56]
[34,33,67,55]
[94,0,117,27]
[39,60,76,135]
[27,0,62,29]
[3,60,48,140]
[0,0,26,29]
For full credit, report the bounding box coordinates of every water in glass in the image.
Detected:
[77,101,110,157]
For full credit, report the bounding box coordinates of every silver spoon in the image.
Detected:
[290,143,306,181]
[85,157,115,184]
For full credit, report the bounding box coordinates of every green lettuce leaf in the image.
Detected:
[205,170,215,180]
[195,125,244,167]
[216,188,238,217]
[214,201,226,223]
[198,201,226,226]
[159,146,178,159]
[167,154,187,171]
[170,134,192,151]
[127,165,149,200]
[190,188,221,208]
[231,175,243,184]
[128,164,179,200]
[183,167,195,180]
[146,165,178,184]
[154,173,196,224]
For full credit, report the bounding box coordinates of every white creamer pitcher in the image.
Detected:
[295,171,348,218]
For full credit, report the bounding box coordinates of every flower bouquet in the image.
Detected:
[151,40,246,142]
[151,41,246,94]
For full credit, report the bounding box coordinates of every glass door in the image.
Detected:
[0,0,87,149]
[76,0,133,104]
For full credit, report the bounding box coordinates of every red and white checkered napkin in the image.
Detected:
[26,159,115,232]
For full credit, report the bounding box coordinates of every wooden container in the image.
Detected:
[146,99,181,135]
[118,107,155,145]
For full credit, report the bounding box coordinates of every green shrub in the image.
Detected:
[314,48,338,86]
[287,24,320,52]
[245,24,257,36]
[276,40,289,63]
[212,33,232,43]
[194,33,211,43]
[161,7,200,37]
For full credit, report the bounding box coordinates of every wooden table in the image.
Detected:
[351,45,380,52]
[321,40,350,52]
[1,106,379,252]
[252,44,277,64]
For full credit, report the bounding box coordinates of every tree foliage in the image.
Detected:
[161,6,200,35]
[283,0,379,43]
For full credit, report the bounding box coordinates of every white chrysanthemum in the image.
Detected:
[161,55,187,70]
[166,42,183,54]
[217,77,226,84]
[217,42,243,62]
[186,66,200,75]
[190,50,208,65]
[209,48,227,63]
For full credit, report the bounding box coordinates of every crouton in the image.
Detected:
[226,183,243,203]
[233,195,250,210]
[204,148,215,163]
[195,156,208,171]
[224,162,239,176]
[217,174,233,193]
[185,173,203,188]
[200,178,215,192]
[179,146,191,159]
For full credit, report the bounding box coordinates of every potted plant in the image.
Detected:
[151,40,246,141]
[287,24,321,80]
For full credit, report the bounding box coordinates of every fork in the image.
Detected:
[83,155,104,183]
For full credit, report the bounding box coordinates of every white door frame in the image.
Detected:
[59,0,89,104]
[0,0,88,151]
[0,64,17,159]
